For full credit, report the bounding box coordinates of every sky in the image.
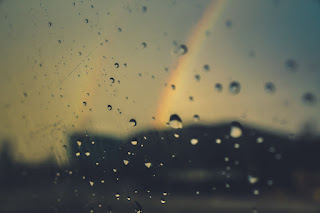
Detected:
[0,0,320,165]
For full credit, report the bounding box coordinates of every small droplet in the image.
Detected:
[216,138,221,144]
[215,83,223,92]
[123,160,129,165]
[229,81,241,95]
[85,19,89,23]
[115,193,120,200]
[107,105,112,110]
[145,162,152,168]
[230,121,242,138]
[89,181,94,186]
[114,63,119,68]
[131,139,138,146]
[85,152,91,156]
[193,114,200,122]
[302,92,316,105]
[110,78,115,83]
[264,82,276,94]
[141,42,147,48]
[75,152,80,157]
[174,133,179,138]
[127,196,131,201]
[129,119,137,127]
[76,141,82,147]
[142,6,147,13]
[248,175,259,184]
[160,198,166,204]
[48,22,52,27]
[285,59,298,71]
[203,64,210,72]
[168,114,183,129]
[195,74,201,81]
[253,189,259,195]
[225,19,232,27]
[83,101,87,106]
[190,138,199,145]
[171,84,176,90]
[256,137,264,143]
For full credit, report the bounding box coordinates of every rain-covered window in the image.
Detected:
[1,0,320,212]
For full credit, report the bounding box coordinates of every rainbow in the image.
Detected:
[154,0,228,128]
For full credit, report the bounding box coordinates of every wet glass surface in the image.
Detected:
[1,0,320,212]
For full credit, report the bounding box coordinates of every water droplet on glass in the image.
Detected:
[177,44,188,56]
[169,114,183,129]
[107,105,112,110]
[264,82,276,94]
[230,121,242,138]
[229,81,241,95]
[256,137,264,143]
[114,63,119,68]
[193,114,200,122]
[145,162,152,168]
[131,139,138,146]
[203,64,210,72]
[141,42,147,48]
[171,84,175,90]
[216,138,221,144]
[174,133,179,138]
[195,74,201,81]
[160,198,166,204]
[190,138,199,145]
[215,83,223,92]
[83,101,87,106]
[89,181,94,186]
[85,19,89,23]
[285,59,298,71]
[248,175,259,184]
[302,92,316,105]
[77,141,82,147]
[129,119,137,127]
[253,189,259,195]
[85,152,91,156]
[48,22,52,27]
[123,160,129,166]
[134,201,143,213]
[115,193,120,200]
[110,78,115,83]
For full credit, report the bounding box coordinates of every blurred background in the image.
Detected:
[1,0,320,212]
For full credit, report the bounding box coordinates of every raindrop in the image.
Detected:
[134,201,143,213]
[141,42,147,48]
[89,181,94,186]
[145,162,152,168]
[193,114,200,122]
[225,19,232,27]
[285,59,298,71]
[216,138,221,144]
[107,105,112,110]
[203,64,210,72]
[248,175,259,184]
[83,101,87,106]
[230,121,242,138]
[85,152,91,156]
[129,119,137,127]
[302,92,316,105]
[127,196,131,201]
[131,139,138,146]
[110,78,115,83]
[195,75,201,81]
[190,138,199,145]
[48,22,52,27]
[160,198,166,204]
[123,160,129,166]
[229,81,241,95]
[114,63,119,68]
[256,137,264,143]
[215,83,223,92]
[115,193,120,200]
[168,114,183,129]
[77,141,82,147]
[175,44,188,56]
[85,18,89,23]
[264,82,276,94]
[171,84,176,90]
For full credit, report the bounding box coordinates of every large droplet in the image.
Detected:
[230,121,243,138]
[129,119,137,127]
[168,114,183,129]
[229,81,241,95]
